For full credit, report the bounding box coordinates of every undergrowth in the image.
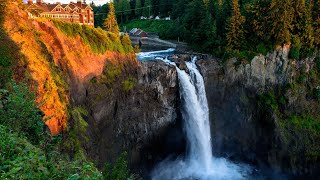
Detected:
[51,19,133,54]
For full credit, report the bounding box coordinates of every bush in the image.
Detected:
[51,19,133,54]
[258,92,279,111]
[0,125,49,179]
[122,77,137,92]
[0,82,45,144]
[289,36,302,59]
[103,152,130,180]
[256,43,269,55]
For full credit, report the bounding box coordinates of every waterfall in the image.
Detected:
[151,57,250,180]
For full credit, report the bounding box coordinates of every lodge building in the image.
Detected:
[26,0,94,26]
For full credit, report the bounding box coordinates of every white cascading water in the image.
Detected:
[151,56,250,180]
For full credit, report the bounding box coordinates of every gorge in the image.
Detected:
[1,0,319,179]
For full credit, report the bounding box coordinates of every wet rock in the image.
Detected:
[197,45,319,177]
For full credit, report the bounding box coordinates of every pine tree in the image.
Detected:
[268,0,294,45]
[245,0,271,42]
[103,3,120,34]
[293,0,314,48]
[114,0,131,24]
[135,0,142,17]
[313,0,320,47]
[143,0,152,18]
[226,0,245,50]
[159,0,172,17]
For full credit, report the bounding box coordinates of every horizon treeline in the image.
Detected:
[92,0,320,59]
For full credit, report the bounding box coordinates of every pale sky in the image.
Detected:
[27,0,111,6]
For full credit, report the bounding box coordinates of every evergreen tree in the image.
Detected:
[143,0,152,18]
[171,0,187,19]
[226,0,245,50]
[159,0,172,17]
[293,0,314,49]
[268,0,294,45]
[114,0,131,24]
[182,0,207,46]
[135,0,142,17]
[245,0,271,42]
[103,3,120,34]
[313,0,320,47]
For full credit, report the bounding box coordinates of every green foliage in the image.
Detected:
[256,43,269,55]
[0,1,22,88]
[121,33,134,52]
[269,0,294,45]
[0,82,44,145]
[122,77,137,92]
[142,0,152,18]
[316,55,320,72]
[258,91,279,111]
[314,87,320,101]
[52,20,132,54]
[0,125,103,179]
[100,62,123,85]
[135,0,142,17]
[122,19,175,39]
[114,0,131,24]
[288,114,320,136]
[289,36,302,59]
[103,3,120,34]
[92,3,109,28]
[103,152,130,180]
[0,125,49,179]
[62,106,89,160]
[226,0,246,50]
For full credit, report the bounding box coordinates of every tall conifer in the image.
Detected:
[226,0,245,50]
[135,0,142,17]
[103,3,120,34]
[269,0,294,45]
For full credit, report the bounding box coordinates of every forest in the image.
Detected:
[92,0,320,59]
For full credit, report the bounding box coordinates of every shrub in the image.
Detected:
[289,36,302,60]
[51,19,133,54]
[122,77,137,92]
[256,43,269,55]
[0,82,45,144]
[258,92,278,111]
[100,62,122,85]
[103,152,130,180]
[0,125,49,179]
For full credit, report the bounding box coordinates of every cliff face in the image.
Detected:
[2,0,135,135]
[197,46,320,176]
[78,61,180,169]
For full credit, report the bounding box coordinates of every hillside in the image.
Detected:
[0,0,136,178]
[1,0,135,135]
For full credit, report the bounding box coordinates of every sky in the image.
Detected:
[26,0,110,6]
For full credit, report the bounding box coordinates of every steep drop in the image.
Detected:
[152,57,250,179]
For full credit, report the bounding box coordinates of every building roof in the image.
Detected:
[27,1,92,14]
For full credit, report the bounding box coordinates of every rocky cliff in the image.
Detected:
[77,60,181,172]
[197,45,320,177]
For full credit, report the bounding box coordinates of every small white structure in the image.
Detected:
[155,16,160,20]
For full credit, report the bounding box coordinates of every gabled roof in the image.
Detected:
[27,1,93,13]
[50,4,63,12]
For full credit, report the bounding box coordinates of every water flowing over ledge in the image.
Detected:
[151,57,252,180]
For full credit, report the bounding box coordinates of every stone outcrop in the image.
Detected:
[80,60,180,171]
[197,46,319,177]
